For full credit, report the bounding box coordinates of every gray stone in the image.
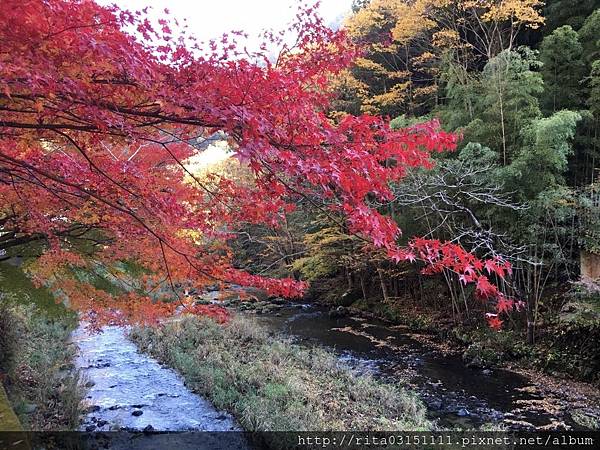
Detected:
[22,403,37,414]
[457,408,470,417]
[429,399,443,410]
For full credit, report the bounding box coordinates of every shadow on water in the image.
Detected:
[253,304,565,430]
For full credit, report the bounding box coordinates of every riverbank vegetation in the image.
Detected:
[130,315,430,438]
[0,264,84,430]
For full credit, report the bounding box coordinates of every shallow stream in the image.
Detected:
[252,304,578,430]
[72,325,241,434]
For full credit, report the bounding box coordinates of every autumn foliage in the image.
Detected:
[0,0,515,328]
[341,0,545,115]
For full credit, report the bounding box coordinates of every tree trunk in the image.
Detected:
[360,273,368,303]
[499,90,507,165]
[377,267,390,303]
[345,267,353,291]
[526,295,535,345]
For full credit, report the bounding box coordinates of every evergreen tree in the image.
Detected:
[584,60,600,182]
[579,8,600,67]
[544,0,599,33]
[504,110,582,199]
[464,49,544,166]
[539,26,585,113]
[590,60,600,118]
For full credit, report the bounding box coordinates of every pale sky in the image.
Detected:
[95,0,355,168]
[98,0,354,52]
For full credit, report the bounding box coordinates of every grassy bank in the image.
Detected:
[0,264,85,430]
[0,384,22,431]
[130,315,431,435]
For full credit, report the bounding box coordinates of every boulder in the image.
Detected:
[328,306,349,319]
[339,290,360,307]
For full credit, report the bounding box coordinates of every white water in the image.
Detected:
[72,325,239,432]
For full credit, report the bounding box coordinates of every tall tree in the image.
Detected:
[539,25,585,113]
[448,48,544,166]
[504,110,582,199]
[590,60,600,119]
[579,8,600,67]
[544,0,599,33]
[501,110,581,343]
[340,0,545,117]
[585,60,600,182]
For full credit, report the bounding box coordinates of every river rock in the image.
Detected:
[22,403,37,414]
[465,355,484,368]
[429,399,443,410]
[194,297,212,305]
[457,408,470,417]
[338,291,359,306]
[238,302,254,311]
[239,287,270,302]
[571,409,600,430]
[131,410,143,416]
[328,306,349,318]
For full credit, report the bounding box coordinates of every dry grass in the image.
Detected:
[0,298,84,430]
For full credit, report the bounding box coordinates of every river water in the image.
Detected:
[251,304,577,430]
[73,302,581,435]
[72,325,241,433]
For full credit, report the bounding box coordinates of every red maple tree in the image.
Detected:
[0,0,515,328]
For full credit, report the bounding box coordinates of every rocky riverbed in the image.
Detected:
[72,325,243,434]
